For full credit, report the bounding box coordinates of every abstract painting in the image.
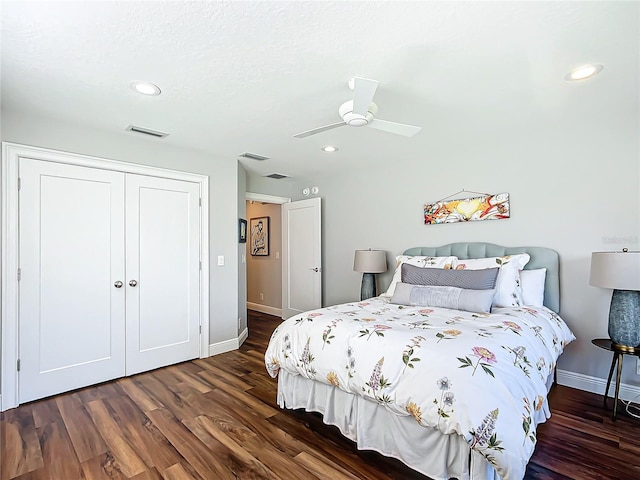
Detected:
[424,193,510,225]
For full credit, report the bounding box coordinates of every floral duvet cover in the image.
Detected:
[265,297,575,480]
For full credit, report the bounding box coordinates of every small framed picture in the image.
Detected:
[239,218,247,243]
[250,216,269,256]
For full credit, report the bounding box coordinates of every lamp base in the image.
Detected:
[360,273,376,301]
[608,289,640,347]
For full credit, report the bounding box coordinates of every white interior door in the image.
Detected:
[19,159,126,403]
[125,174,201,375]
[282,197,322,319]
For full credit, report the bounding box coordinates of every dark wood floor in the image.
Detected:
[2,311,640,480]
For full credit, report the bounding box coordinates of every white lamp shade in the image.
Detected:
[354,249,387,273]
[589,251,640,290]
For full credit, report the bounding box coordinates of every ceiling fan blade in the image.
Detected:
[293,121,347,138]
[368,118,422,137]
[352,77,378,116]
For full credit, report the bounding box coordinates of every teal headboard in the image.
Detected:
[403,242,560,313]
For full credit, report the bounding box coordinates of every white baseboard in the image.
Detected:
[208,328,250,356]
[209,338,239,356]
[557,368,640,402]
[239,327,248,347]
[247,302,282,318]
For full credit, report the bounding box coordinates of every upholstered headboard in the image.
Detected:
[403,242,560,313]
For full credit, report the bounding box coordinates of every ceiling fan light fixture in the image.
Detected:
[339,100,376,127]
[565,64,603,81]
[346,116,368,126]
[293,77,421,138]
[131,81,161,96]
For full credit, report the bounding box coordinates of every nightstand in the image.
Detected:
[592,338,640,421]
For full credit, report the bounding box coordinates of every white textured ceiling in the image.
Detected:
[2,1,638,179]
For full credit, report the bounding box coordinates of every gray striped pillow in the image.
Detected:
[401,264,499,290]
[390,283,495,313]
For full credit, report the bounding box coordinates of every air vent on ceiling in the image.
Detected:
[239,152,270,161]
[264,173,289,179]
[125,125,169,139]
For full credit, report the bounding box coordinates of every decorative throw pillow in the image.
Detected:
[452,254,530,308]
[382,255,457,297]
[521,268,547,307]
[391,282,495,313]
[401,264,499,290]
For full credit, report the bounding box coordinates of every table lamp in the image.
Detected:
[589,249,640,347]
[353,249,387,300]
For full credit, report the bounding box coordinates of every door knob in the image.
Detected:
[129,280,138,287]
[114,281,123,288]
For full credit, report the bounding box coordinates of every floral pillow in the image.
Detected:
[382,255,457,297]
[452,254,530,308]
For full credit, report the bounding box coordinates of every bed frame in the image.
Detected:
[278,242,560,480]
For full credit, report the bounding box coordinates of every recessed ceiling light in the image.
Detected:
[130,81,161,96]
[565,64,604,81]
[321,145,338,152]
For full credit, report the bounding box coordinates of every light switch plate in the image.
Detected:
[217,255,224,266]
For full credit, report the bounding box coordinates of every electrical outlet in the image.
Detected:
[260,293,264,301]
[238,317,241,329]
[636,358,640,375]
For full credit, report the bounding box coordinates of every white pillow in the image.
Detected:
[382,255,457,297]
[452,254,530,308]
[521,268,546,307]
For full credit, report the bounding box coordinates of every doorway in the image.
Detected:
[244,192,322,321]
[246,198,283,317]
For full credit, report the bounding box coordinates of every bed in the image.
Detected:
[265,243,575,480]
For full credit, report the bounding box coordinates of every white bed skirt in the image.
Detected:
[277,370,501,480]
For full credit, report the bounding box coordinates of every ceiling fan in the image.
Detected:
[293,77,422,139]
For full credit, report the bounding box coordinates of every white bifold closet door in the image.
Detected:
[125,173,200,376]
[19,159,200,404]
[19,159,126,403]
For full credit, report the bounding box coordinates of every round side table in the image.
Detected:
[592,338,640,421]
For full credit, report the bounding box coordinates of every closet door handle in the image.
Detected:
[114,281,123,288]
[129,279,138,287]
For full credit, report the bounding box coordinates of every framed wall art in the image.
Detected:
[239,218,247,243]
[250,216,270,256]
[424,192,510,225]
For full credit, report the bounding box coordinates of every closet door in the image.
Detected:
[125,174,201,375]
[19,159,126,403]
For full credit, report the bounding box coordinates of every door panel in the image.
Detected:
[19,159,126,403]
[125,174,200,375]
[282,197,322,319]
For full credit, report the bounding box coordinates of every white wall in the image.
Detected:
[246,175,298,200]
[1,110,241,346]
[251,110,640,389]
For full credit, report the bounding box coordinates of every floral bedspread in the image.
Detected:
[265,298,575,480]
